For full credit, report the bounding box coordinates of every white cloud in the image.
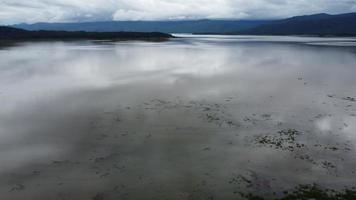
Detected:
[0,0,355,24]
[113,0,237,20]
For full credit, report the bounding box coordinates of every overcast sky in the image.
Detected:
[1,0,356,24]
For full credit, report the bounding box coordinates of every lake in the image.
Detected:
[1,35,356,199]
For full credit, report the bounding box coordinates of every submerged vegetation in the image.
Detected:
[255,129,302,151]
[241,184,356,200]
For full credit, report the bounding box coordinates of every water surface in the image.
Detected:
[0,35,356,199]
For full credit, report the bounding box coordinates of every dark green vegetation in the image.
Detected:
[234,13,356,36]
[11,12,356,36]
[0,26,172,41]
[241,184,356,200]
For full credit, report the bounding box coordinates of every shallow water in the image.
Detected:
[0,35,356,199]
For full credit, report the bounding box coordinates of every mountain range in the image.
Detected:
[234,13,356,36]
[13,20,270,34]
[10,12,356,36]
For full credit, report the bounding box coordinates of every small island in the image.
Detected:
[0,26,173,41]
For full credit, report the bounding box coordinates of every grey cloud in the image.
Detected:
[0,0,355,24]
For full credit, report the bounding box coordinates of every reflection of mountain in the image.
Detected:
[234,13,356,36]
[0,26,172,40]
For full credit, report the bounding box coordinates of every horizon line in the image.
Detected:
[5,12,356,26]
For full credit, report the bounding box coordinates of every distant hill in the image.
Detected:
[9,13,356,36]
[0,26,172,41]
[234,13,356,36]
[13,20,271,34]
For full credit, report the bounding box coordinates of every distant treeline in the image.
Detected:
[0,26,172,41]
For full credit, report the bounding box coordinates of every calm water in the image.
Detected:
[0,35,356,199]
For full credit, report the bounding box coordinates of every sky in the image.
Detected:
[0,0,356,24]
